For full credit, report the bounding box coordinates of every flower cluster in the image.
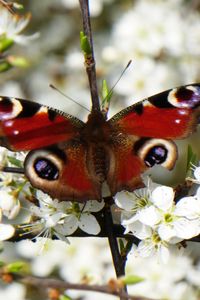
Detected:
[115,171,200,263]
[0,4,38,72]
[25,190,104,243]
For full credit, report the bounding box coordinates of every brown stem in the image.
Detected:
[0,272,154,300]
[79,0,100,112]
[104,197,128,300]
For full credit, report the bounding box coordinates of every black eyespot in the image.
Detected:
[144,146,167,167]
[34,158,59,180]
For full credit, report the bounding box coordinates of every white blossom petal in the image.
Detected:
[0,224,15,240]
[82,200,104,212]
[158,224,176,240]
[58,215,78,235]
[194,166,200,181]
[124,220,152,239]
[175,197,200,219]
[115,191,137,211]
[137,240,155,258]
[79,213,100,235]
[173,218,200,239]
[159,244,170,264]
[151,186,174,211]
[137,205,161,226]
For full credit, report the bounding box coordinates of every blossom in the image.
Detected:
[0,187,20,219]
[25,191,104,243]
[0,6,39,45]
[115,176,200,262]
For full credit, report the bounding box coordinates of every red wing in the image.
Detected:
[0,97,84,151]
[109,84,200,139]
[107,135,147,195]
[25,143,102,202]
[107,134,178,196]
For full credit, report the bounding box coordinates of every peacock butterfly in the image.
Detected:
[0,83,199,202]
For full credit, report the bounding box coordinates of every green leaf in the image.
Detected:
[7,156,23,168]
[0,61,12,72]
[6,261,29,274]
[80,31,92,55]
[101,79,112,115]
[59,295,72,300]
[186,145,197,173]
[0,261,5,268]
[8,56,29,68]
[119,238,125,254]
[0,37,14,52]
[121,274,144,285]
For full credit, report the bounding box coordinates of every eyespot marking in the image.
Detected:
[168,86,200,108]
[0,97,23,120]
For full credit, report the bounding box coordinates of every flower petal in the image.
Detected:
[137,205,161,226]
[115,191,137,211]
[175,197,200,219]
[151,186,174,211]
[79,213,100,235]
[82,200,104,212]
[0,224,15,240]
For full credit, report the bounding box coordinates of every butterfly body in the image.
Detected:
[0,84,199,202]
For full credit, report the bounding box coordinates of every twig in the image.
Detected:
[0,271,154,300]
[79,0,100,112]
[104,197,128,300]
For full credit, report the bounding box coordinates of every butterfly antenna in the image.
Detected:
[50,84,91,112]
[103,60,132,102]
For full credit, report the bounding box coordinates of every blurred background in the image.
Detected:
[0,1,200,299]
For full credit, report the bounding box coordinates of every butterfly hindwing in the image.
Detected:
[24,142,102,201]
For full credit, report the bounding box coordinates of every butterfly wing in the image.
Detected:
[0,97,84,151]
[107,84,200,195]
[0,97,102,201]
[24,143,102,202]
[109,84,200,139]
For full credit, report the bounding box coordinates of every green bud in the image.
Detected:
[59,295,72,300]
[0,37,14,52]
[8,56,29,68]
[6,261,29,274]
[0,61,12,72]
[121,274,144,285]
[80,31,92,55]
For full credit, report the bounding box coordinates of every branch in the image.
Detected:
[79,0,100,112]
[104,198,128,300]
[0,271,155,300]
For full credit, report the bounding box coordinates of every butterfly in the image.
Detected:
[0,83,199,202]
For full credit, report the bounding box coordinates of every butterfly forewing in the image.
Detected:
[0,97,84,151]
[109,84,200,139]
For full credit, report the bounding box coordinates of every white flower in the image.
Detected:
[116,178,200,256]
[58,199,105,235]
[151,186,200,240]
[0,6,39,45]
[136,232,170,264]
[115,176,160,227]
[0,187,20,219]
[26,191,105,242]
[0,223,15,241]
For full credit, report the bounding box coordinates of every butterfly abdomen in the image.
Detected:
[91,145,108,183]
